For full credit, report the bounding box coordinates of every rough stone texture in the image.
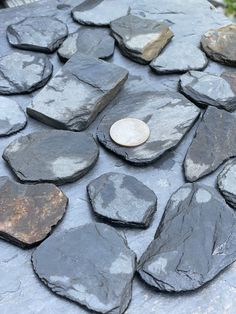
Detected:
[27,52,128,131]
[184,107,236,182]
[0,176,68,248]
[110,15,173,64]
[0,96,26,136]
[6,16,68,53]
[2,130,99,185]
[32,223,136,313]
[138,183,236,292]
[58,27,115,61]
[201,24,236,66]
[0,51,52,95]
[218,159,236,209]
[179,71,236,111]
[150,43,208,74]
[97,90,200,165]
[87,172,157,227]
[72,0,129,26]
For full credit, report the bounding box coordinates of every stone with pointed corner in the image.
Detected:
[218,159,236,209]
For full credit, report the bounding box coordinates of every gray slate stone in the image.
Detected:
[179,71,236,112]
[2,130,99,185]
[72,0,129,26]
[110,14,173,64]
[6,16,68,53]
[0,51,53,95]
[218,159,236,209]
[184,107,236,182]
[97,90,200,165]
[32,223,136,313]
[150,42,208,74]
[58,27,115,61]
[27,52,128,131]
[87,172,157,228]
[138,183,236,292]
[0,96,26,136]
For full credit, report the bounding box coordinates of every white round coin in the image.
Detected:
[110,118,150,147]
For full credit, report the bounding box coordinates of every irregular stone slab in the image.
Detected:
[138,183,236,292]
[27,53,128,131]
[150,42,208,74]
[0,97,26,136]
[0,51,52,95]
[87,172,157,228]
[32,223,136,313]
[201,24,236,66]
[110,15,173,64]
[7,16,68,53]
[58,27,115,61]
[97,91,200,165]
[72,0,129,26]
[218,159,236,208]
[2,130,99,185]
[0,176,67,248]
[184,107,236,182]
[179,71,236,112]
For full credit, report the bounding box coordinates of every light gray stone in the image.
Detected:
[218,159,236,208]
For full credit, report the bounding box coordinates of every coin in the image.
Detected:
[110,118,150,147]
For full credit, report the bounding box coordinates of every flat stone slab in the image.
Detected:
[58,27,115,61]
[0,96,27,136]
[218,159,236,209]
[87,172,157,227]
[184,107,236,182]
[2,130,99,185]
[6,16,68,53]
[0,176,68,248]
[27,52,128,131]
[150,42,208,74]
[138,183,236,292]
[97,90,200,165]
[72,0,129,26]
[201,24,236,66]
[110,14,173,64]
[0,51,52,95]
[179,71,236,112]
[32,223,136,313]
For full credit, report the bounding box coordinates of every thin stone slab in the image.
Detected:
[138,183,236,292]
[150,42,208,74]
[27,53,128,131]
[179,71,236,112]
[184,107,236,182]
[201,24,236,66]
[218,159,236,209]
[110,15,173,64]
[32,223,136,313]
[0,51,52,95]
[2,130,99,185]
[58,27,115,61]
[0,176,68,248]
[87,172,157,228]
[0,96,26,136]
[97,90,200,165]
[72,0,129,26]
[6,16,68,53]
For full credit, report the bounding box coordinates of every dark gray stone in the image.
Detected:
[6,16,68,53]
[138,183,236,292]
[179,71,236,112]
[110,15,173,64]
[97,90,200,165]
[58,27,115,61]
[87,172,157,227]
[184,107,236,182]
[218,159,236,209]
[2,130,99,185]
[27,52,128,131]
[0,96,26,136]
[32,223,136,313]
[72,0,129,26]
[0,51,53,95]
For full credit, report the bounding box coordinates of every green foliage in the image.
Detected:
[225,0,236,15]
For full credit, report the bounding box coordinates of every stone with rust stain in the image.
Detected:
[0,176,68,248]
